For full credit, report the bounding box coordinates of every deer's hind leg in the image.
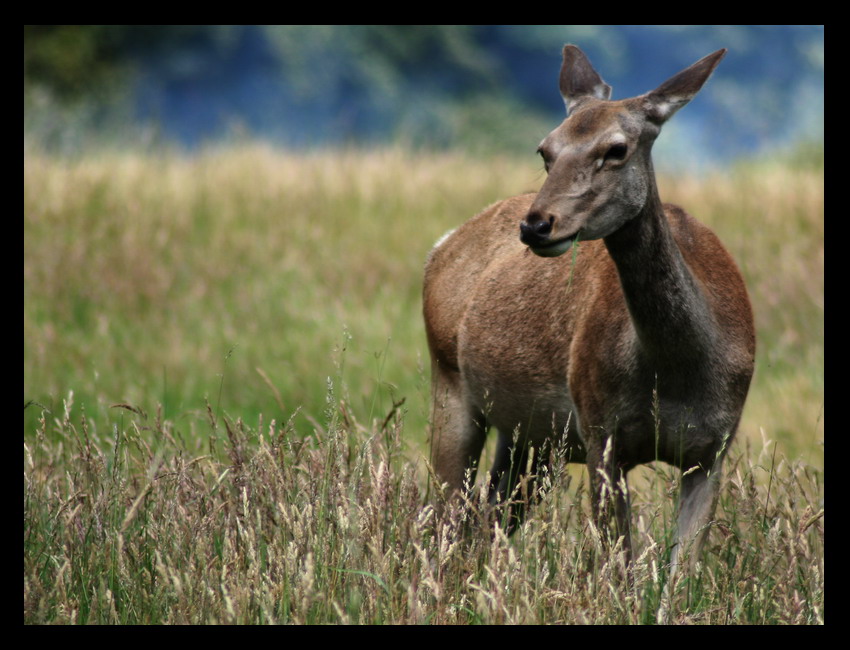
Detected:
[487,430,553,535]
[429,362,489,509]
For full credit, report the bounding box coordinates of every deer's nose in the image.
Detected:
[520,213,554,246]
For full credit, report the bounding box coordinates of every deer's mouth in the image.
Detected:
[528,235,577,258]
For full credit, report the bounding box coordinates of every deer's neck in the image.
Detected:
[603,178,716,367]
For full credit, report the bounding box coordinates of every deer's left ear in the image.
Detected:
[644,49,726,124]
[560,45,612,114]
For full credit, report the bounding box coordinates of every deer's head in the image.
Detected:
[520,45,726,257]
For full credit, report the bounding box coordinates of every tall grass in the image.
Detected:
[24,145,823,623]
[23,386,823,623]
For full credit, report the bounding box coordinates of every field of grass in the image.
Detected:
[24,144,823,623]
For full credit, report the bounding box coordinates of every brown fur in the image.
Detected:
[423,46,755,575]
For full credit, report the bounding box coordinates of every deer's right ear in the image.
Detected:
[560,45,612,114]
[644,48,727,124]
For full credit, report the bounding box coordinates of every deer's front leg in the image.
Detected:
[585,429,633,563]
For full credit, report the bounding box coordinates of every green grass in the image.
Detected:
[24,146,535,440]
[24,144,823,623]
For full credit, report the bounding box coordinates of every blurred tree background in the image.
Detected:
[24,25,823,165]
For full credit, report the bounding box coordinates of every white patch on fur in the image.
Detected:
[610,132,627,146]
[432,228,456,251]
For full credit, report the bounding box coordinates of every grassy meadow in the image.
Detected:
[24,144,823,623]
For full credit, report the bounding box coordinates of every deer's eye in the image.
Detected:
[537,147,551,172]
[604,142,628,162]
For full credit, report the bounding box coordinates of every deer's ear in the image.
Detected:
[560,45,612,114]
[644,49,726,124]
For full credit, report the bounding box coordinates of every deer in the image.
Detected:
[423,45,755,578]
